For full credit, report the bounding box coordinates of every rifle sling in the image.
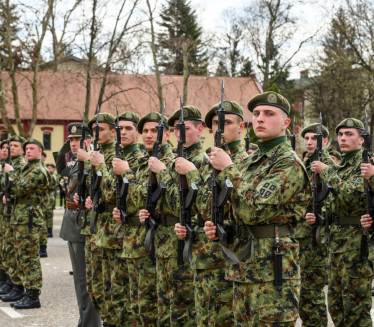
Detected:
[65,180,79,201]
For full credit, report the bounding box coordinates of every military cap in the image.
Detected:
[9,135,26,144]
[205,101,244,129]
[137,112,169,133]
[329,149,342,161]
[335,118,365,134]
[67,122,92,139]
[23,138,44,151]
[168,105,203,127]
[248,143,258,150]
[118,112,140,124]
[88,112,116,131]
[46,163,56,168]
[301,123,329,138]
[247,91,291,116]
[0,139,9,148]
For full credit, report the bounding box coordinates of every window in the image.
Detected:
[43,133,51,150]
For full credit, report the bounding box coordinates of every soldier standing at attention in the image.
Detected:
[54,123,101,327]
[45,163,57,238]
[2,138,49,309]
[204,92,311,326]
[307,118,373,327]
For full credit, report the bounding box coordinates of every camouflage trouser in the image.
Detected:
[298,237,328,327]
[233,279,300,327]
[156,257,195,327]
[46,208,54,229]
[194,268,234,327]
[5,223,21,284]
[39,219,48,247]
[127,256,157,326]
[328,250,373,327]
[13,223,42,290]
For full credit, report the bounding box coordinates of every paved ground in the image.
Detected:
[1,208,374,326]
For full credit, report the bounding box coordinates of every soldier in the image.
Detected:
[307,118,373,326]
[113,112,171,326]
[2,138,49,309]
[298,123,334,326]
[45,163,57,238]
[173,101,248,326]
[54,123,101,327]
[204,92,311,326]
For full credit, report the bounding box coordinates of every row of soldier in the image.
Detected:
[1,89,374,327]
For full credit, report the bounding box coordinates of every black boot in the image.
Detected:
[0,284,24,302]
[47,227,53,238]
[0,270,6,286]
[39,244,48,258]
[13,289,41,309]
[0,275,13,295]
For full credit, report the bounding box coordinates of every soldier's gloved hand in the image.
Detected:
[305,213,316,225]
[113,207,121,222]
[361,214,373,229]
[175,157,197,175]
[113,158,129,175]
[4,163,14,173]
[149,157,166,173]
[204,221,219,240]
[208,147,233,171]
[59,139,71,154]
[77,148,90,162]
[174,223,187,240]
[85,196,93,210]
[139,209,150,224]
[361,163,374,180]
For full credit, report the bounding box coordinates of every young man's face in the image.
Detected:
[10,141,24,157]
[252,106,290,142]
[47,165,55,173]
[337,128,364,154]
[173,120,203,148]
[25,144,42,161]
[119,120,138,148]
[303,132,328,155]
[92,123,115,146]
[141,122,170,151]
[1,144,8,159]
[211,114,244,145]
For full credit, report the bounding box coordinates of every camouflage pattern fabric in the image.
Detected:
[45,172,57,229]
[319,148,373,326]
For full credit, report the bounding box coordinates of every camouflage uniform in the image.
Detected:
[39,163,52,255]
[321,147,372,327]
[46,172,57,231]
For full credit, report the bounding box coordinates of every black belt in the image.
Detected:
[334,215,361,225]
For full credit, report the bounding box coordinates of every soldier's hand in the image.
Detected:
[90,151,104,166]
[112,158,129,175]
[204,221,219,240]
[174,223,187,240]
[113,207,121,222]
[175,157,197,175]
[85,196,93,210]
[73,193,79,204]
[311,161,327,174]
[361,163,374,180]
[4,163,14,173]
[149,157,166,173]
[361,214,373,229]
[77,148,90,162]
[3,196,6,205]
[305,213,316,225]
[208,147,233,171]
[139,209,150,224]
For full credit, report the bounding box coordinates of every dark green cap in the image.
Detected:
[0,139,9,148]
[119,112,140,124]
[301,123,329,138]
[88,113,116,131]
[23,138,44,152]
[9,135,26,144]
[205,100,244,129]
[67,122,92,139]
[138,112,169,133]
[168,105,203,127]
[335,118,365,134]
[247,91,290,116]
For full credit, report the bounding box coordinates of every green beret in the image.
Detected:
[168,105,203,127]
[67,122,92,139]
[329,149,342,160]
[9,135,26,144]
[247,91,290,116]
[88,112,116,131]
[301,123,329,138]
[138,112,169,133]
[0,139,9,148]
[23,138,44,152]
[205,100,244,129]
[118,112,140,124]
[335,118,365,134]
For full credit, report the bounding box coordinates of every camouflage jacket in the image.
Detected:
[320,148,366,253]
[186,140,249,269]
[121,144,174,259]
[214,136,310,283]
[11,159,49,226]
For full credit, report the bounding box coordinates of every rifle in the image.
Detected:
[4,143,12,221]
[144,102,167,264]
[90,105,103,234]
[311,113,332,247]
[177,97,198,267]
[114,105,129,239]
[362,111,374,260]
[244,120,250,152]
[290,115,296,151]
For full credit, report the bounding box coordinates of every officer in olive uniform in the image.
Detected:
[54,123,101,327]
